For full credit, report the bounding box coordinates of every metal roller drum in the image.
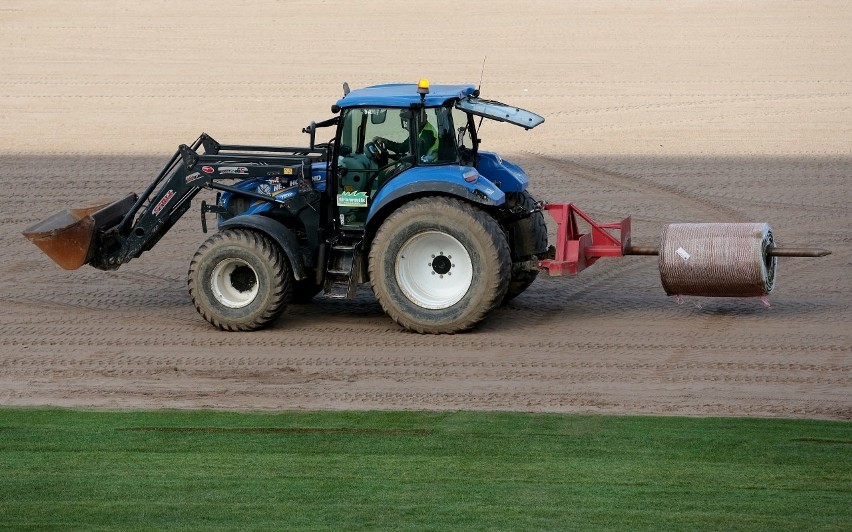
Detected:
[658,223,777,297]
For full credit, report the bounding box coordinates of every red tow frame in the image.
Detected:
[538,203,631,276]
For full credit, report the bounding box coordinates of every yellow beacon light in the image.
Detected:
[417,78,430,95]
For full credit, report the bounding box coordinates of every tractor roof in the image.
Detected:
[336,83,477,109]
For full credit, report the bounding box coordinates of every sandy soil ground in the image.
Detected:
[1,1,849,418]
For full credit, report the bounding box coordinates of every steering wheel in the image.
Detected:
[371,137,390,158]
[374,136,405,164]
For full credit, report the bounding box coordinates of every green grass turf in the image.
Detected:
[0,409,849,530]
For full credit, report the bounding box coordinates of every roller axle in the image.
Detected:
[625,246,830,258]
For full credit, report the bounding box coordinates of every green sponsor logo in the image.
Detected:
[337,191,369,207]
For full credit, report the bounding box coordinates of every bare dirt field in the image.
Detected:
[1,1,849,418]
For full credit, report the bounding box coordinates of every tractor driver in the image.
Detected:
[373,109,440,163]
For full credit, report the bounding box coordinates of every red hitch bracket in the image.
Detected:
[538,203,631,276]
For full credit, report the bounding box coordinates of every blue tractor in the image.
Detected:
[24,80,550,334]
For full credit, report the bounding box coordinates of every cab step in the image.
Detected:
[323,242,362,299]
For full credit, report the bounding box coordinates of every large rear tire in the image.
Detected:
[188,228,293,331]
[369,197,511,334]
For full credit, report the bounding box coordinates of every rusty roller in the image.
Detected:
[658,223,778,297]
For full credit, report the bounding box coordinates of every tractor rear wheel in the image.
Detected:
[188,228,293,331]
[369,197,511,334]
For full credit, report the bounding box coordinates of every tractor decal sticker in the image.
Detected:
[152,189,176,216]
[219,166,249,175]
[336,191,369,207]
[257,183,278,196]
[275,189,298,201]
[186,172,202,184]
[201,166,215,174]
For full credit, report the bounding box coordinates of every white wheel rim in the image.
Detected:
[210,258,259,308]
[395,231,473,309]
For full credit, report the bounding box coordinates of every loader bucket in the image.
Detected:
[22,193,137,270]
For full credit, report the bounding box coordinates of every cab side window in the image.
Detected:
[423,107,459,165]
[451,108,475,166]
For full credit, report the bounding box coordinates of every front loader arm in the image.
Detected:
[23,133,328,271]
[91,133,327,270]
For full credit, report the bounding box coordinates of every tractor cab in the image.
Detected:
[334,105,477,228]
[331,82,481,229]
[327,80,545,230]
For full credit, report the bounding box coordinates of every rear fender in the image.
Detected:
[219,215,307,280]
[366,165,505,226]
[476,151,529,192]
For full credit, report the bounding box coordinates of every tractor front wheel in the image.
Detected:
[369,197,511,334]
[188,228,293,331]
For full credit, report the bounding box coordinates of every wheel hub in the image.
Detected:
[431,254,452,275]
[229,265,256,292]
[211,258,259,308]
